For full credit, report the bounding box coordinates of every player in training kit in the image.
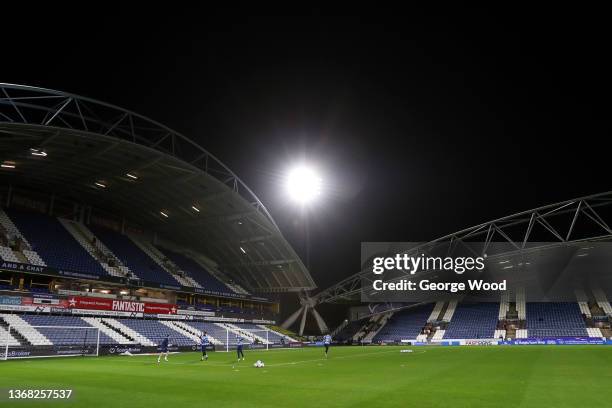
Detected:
[236,335,245,361]
[158,335,170,363]
[323,334,332,358]
[200,331,210,361]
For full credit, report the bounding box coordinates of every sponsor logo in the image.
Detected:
[504,337,606,345]
[7,350,32,357]
[112,300,145,313]
[177,309,215,317]
[203,316,244,323]
[289,342,304,348]
[0,261,45,273]
[0,295,22,305]
[56,349,91,355]
[0,304,51,312]
[107,346,142,354]
[67,296,177,315]
[464,339,499,346]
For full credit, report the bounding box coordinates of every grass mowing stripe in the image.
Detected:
[1,345,610,408]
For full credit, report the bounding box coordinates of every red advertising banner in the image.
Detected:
[68,296,112,310]
[67,297,176,314]
[144,303,177,314]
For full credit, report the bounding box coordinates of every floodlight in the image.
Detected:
[30,148,47,157]
[286,165,322,204]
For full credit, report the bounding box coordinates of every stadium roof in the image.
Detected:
[0,83,316,293]
[314,191,612,304]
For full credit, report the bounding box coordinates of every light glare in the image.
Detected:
[286,166,322,204]
[30,148,47,157]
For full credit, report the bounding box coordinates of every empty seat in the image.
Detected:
[444,303,499,339]
[116,319,194,346]
[19,315,115,345]
[156,247,235,294]
[526,303,587,337]
[90,227,178,286]
[6,210,106,275]
[373,304,434,342]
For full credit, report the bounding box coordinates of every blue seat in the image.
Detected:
[89,227,178,286]
[444,303,499,339]
[156,247,236,294]
[7,210,107,276]
[21,315,115,345]
[373,303,434,342]
[526,303,587,337]
[117,319,194,346]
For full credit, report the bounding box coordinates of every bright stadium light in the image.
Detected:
[29,148,47,157]
[286,165,322,205]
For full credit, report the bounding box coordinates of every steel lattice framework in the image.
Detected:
[0,83,315,293]
[315,190,612,304]
[0,84,273,222]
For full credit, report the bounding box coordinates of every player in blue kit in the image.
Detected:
[157,335,169,363]
[323,334,332,358]
[200,331,210,361]
[236,334,245,361]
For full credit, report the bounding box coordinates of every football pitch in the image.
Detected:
[1,345,611,407]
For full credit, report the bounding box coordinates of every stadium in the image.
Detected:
[1,10,611,408]
[1,83,611,407]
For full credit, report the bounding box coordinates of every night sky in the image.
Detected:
[4,9,611,297]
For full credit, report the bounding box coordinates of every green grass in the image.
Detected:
[1,345,611,407]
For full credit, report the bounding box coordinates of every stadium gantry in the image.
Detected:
[284,191,612,334]
[0,83,315,294]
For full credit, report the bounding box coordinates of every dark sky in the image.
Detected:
[4,8,611,293]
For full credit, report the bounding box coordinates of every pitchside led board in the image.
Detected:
[361,242,612,303]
